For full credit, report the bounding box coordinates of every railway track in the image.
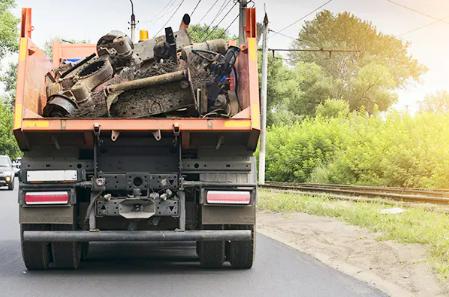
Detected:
[259,182,449,205]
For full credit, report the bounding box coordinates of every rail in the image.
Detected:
[259,182,449,205]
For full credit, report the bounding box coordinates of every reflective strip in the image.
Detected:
[206,191,251,205]
[24,192,69,205]
[27,170,78,182]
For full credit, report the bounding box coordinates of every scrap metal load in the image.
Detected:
[43,27,241,118]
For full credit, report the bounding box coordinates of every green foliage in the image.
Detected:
[187,24,234,43]
[0,0,18,60]
[315,99,350,118]
[0,101,20,159]
[258,190,449,279]
[0,62,16,104]
[267,112,449,189]
[288,10,426,114]
[266,117,350,182]
[419,90,449,113]
[286,62,334,117]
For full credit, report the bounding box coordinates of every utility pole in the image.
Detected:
[129,0,136,43]
[238,0,248,45]
[259,12,269,185]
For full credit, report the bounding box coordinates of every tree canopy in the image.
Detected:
[283,10,426,115]
[187,24,234,43]
[0,0,20,158]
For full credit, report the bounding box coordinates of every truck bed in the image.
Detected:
[14,8,260,150]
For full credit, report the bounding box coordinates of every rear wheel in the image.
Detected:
[50,225,81,269]
[21,224,51,270]
[228,225,255,269]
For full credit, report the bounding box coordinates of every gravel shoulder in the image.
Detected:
[257,211,449,297]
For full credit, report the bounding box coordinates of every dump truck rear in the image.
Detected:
[14,7,260,270]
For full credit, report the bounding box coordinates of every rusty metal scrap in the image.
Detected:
[43,25,241,119]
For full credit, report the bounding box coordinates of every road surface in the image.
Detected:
[0,181,387,297]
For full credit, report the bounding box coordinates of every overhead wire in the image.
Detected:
[223,13,239,32]
[385,0,449,25]
[190,0,203,16]
[202,0,239,41]
[269,29,297,41]
[155,0,185,36]
[399,16,449,37]
[141,0,177,25]
[198,0,222,23]
[208,0,233,28]
[269,0,334,39]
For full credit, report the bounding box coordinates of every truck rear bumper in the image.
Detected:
[23,230,251,242]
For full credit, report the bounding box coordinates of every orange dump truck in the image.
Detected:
[14,8,259,270]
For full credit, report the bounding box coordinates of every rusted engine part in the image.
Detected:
[109,69,195,118]
[184,43,241,117]
[97,31,136,70]
[153,27,177,62]
[69,61,181,118]
[43,57,115,117]
[133,29,191,63]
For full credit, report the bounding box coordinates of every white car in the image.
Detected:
[0,155,15,190]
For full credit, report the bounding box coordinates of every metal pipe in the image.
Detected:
[106,70,187,94]
[23,230,252,242]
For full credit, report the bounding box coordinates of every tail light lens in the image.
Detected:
[24,191,69,205]
[206,191,251,205]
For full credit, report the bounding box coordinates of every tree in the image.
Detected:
[188,24,234,43]
[289,10,426,113]
[286,62,334,117]
[0,0,20,157]
[0,62,16,104]
[0,0,18,60]
[419,91,449,113]
[316,99,349,118]
[0,101,20,158]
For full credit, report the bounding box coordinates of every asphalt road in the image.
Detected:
[0,181,387,297]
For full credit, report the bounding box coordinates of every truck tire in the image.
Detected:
[50,225,81,269]
[8,180,14,190]
[21,224,51,270]
[198,241,225,268]
[228,225,255,269]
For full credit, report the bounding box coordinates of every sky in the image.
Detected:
[11,0,449,112]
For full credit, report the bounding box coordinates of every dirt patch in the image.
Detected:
[257,211,449,297]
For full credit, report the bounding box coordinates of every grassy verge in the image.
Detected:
[258,189,449,279]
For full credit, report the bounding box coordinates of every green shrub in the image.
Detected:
[266,111,449,188]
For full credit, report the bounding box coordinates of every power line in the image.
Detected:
[198,0,222,23]
[269,29,297,41]
[155,0,185,36]
[190,0,203,16]
[399,16,449,37]
[141,0,177,24]
[208,0,233,27]
[385,0,449,25]
[202,1,238,41]
[270,0,334,38]
[224,13,239,32]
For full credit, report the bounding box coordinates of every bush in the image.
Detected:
[0,101,20,159]
[266,111,449,188]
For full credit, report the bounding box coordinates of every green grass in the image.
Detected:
[258,189,449,279]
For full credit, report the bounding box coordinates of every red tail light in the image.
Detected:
[206,191,251,205]
[24,192,69,205]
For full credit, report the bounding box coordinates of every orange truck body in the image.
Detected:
[14,8,260,151]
